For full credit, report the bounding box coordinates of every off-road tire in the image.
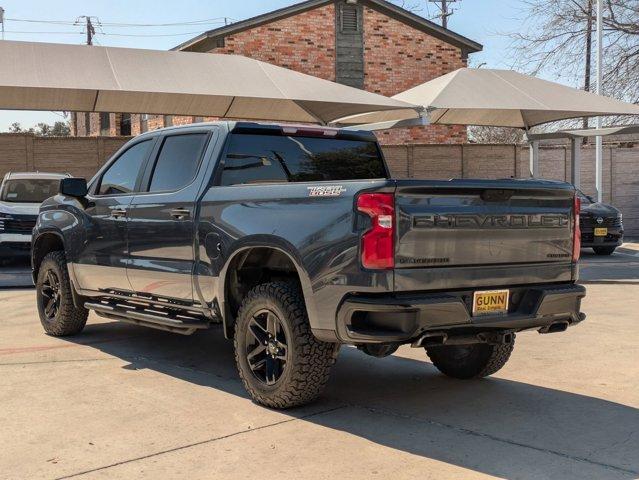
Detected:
[234,282,339,409]
[36,251,88,336]
[425,335,515,379]
[593,246,616,255]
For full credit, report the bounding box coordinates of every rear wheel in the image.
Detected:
[234,282,339,409]
[36,251,88,336]
[425,335,515,379]
[593,246,616,255]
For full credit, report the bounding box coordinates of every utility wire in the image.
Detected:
[96,30,211,37]
[5,16,235,27]
[1,30,84,34]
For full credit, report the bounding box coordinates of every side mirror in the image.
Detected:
[60,178,88,198]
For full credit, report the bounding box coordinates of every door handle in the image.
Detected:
[170,208,191,220]
[110,208,127,218]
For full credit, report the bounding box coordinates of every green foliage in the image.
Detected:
[5,121,71,137]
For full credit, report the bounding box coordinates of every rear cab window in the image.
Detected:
[220,131,387,186]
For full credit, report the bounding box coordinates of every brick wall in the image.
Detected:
[0,134,130,180]
[73,2,470,143]
[361,6,466,144]
[214,4,337,81]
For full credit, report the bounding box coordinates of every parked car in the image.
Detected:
[31,122,586,408]
[577,189,624,255]
[0,172,69,262]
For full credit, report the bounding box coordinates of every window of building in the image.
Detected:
[340,4,359,32]
[99,112,111,136]
[120,114,132,136]
[220,134,385,186]
[148,134,208,192]
[97,140,153,195]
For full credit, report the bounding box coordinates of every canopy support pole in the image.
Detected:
[529,140,539,178]
[595,0,603,202]
[570,138,581,188]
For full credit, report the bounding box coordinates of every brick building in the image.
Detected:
[71,0,481,144]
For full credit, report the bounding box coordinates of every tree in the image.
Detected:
[468,126,526,144]
[504,0,639,118]
[4,121,70,136]
[49,121,71,137]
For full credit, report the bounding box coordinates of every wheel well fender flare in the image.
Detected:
[217,237,316,339]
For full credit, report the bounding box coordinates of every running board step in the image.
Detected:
[85,301,210,335]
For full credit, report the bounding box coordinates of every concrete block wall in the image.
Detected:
[386,143,639,236]
[1,134,637,235]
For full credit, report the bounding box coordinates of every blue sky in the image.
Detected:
[0,0,524,130]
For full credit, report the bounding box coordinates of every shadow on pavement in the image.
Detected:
[61,321,639,479]
[0,257,33,288]
[578,249,639,285]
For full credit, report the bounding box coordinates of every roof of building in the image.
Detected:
[173,0,482,54]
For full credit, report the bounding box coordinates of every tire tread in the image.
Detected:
[234,282,338,409]
[37,251,88,336]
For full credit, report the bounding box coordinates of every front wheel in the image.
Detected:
[593,246,616,255]
[234,282,339,409]
[36,251,88,336]
[425,335,515,379]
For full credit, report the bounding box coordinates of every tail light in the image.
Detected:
[357,193,394,269]
[572,195,581,262]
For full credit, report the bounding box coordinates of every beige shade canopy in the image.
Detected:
[338,68,639,128]
[0,40,416,124]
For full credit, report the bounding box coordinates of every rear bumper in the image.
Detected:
[335,283,586,344]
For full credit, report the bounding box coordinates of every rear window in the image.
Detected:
[1,179,61,203]
[220,134,386,186]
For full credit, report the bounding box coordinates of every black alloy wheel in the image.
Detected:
[40,268,62,321]
[245,309,289,386]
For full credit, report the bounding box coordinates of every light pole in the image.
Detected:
[595,0,603,202]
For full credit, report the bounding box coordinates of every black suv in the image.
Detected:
[577,189,624,255]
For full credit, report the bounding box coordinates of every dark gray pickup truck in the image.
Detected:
[32,121,586,408]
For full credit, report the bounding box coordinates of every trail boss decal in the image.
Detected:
[307,185,346,197]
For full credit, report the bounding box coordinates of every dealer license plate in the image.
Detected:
[473,289,509,316]
[594,227,608,236]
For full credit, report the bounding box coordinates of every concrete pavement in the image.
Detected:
[0,250,637,479]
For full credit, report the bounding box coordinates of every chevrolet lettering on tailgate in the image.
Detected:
[413,213,570,229]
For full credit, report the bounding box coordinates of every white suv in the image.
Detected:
[0,172,69,261]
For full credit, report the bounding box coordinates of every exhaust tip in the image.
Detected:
[539,321,569,334]
[412,332,448,348]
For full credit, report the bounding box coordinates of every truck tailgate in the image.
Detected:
[394,179,576,290]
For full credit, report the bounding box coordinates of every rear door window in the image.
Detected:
[98,140,153,195]
[148,134,209,192]
[220,134,386,186]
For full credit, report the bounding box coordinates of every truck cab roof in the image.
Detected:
[135,121,377,142]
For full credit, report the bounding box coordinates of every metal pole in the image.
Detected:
[529,140,539,178]
[595,0,603,202]
[0,7,5,40]
[570,138,581,188]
